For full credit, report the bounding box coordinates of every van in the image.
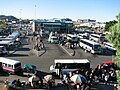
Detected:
[0,57,22,74]
[50,59,90,78]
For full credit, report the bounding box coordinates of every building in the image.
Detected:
[77,19,96,23]
[31,18,74,34]
[74,19,106,31]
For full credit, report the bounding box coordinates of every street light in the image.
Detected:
[19,9,22,31]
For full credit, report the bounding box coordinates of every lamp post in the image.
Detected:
[19,9,22,31]
[35,5,37,20]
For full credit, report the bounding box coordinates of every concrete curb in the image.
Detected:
[31,49,46,57]
[59,45,75,56]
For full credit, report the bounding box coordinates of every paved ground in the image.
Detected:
[0,36,116,90]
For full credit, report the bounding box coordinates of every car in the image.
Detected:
[0,46,9,55]
[48,36,58,44]
[22,64,37,77]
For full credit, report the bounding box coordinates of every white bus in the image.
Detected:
[89,34,106,43]
[104,42,116,55]
[50,59,90,78]
[66,34,78,43]
[0,57,22,74]
[79,39,102,54]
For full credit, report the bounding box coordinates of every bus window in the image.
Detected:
[8,64,13,69]
[3,63,7,67]
[55,63,61,69]
[93,45,101,51]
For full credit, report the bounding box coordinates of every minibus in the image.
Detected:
[0,57,22,74]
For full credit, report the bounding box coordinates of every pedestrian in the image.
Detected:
[4,78,9,90]
[16,79,21,87]
[104,73,109,85]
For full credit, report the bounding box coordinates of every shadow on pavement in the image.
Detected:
[35,70,50,79]
[16,47,31,51]
[0,71,10,76]
[7,54,29,57]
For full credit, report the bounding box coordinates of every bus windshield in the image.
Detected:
[93,45,101,51]
[100,37,105,42]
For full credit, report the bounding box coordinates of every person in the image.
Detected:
[16,79,21,87]
[44,74,55,88]
[4,78,9,90]
[104,73,109,85]
[10,79,17,87]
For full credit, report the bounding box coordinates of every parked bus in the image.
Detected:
[77,33,88,40]
[79,39,102,54]
[50,59,90,78]
[89,34,106,43]
[104,42,116,55]
[0,57,22,74]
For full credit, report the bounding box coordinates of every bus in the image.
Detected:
[104,42,116,55]
[77,33,88,40]
[50,59,90,78]
[79,39,102,54]
[0,57,22,74]
[66,34,79,43]
[89,34,106,43]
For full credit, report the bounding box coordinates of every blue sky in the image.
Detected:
[0,0,120,22]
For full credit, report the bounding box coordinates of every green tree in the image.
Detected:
[108,13,120,85]
[108,13,120,56]
[105,20,117,31]
[0,21,8,30]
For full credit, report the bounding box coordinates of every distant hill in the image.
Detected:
[0,15,18,21]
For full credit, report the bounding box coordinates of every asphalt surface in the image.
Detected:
[0,36,115,90]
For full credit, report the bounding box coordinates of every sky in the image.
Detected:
[0,0,120,22]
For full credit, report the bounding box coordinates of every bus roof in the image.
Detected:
[80,39,101,45]
[0,41,12,44]
[90,34,104,37]
[54,59,90,64]
[67,34,77,37]
[0,57,21,65]
[10,32,20,36]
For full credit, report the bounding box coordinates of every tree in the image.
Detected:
[0,21,8,30]
[108,13,120,56]
[105,20,117,31]
[108,13,120,62]
[108,13,120,85]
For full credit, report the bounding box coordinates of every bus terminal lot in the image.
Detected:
[0,36,115,90]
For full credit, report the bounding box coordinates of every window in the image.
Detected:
[8,64,13,68]
[3,63,7,67]
[14,63,21,68]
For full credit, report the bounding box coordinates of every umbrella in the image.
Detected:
[44,75,53,82]
[70,74,87,84]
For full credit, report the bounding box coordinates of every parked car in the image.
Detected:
[0,46,9,55]
[48,36,58,44]
[22,64,37,77]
